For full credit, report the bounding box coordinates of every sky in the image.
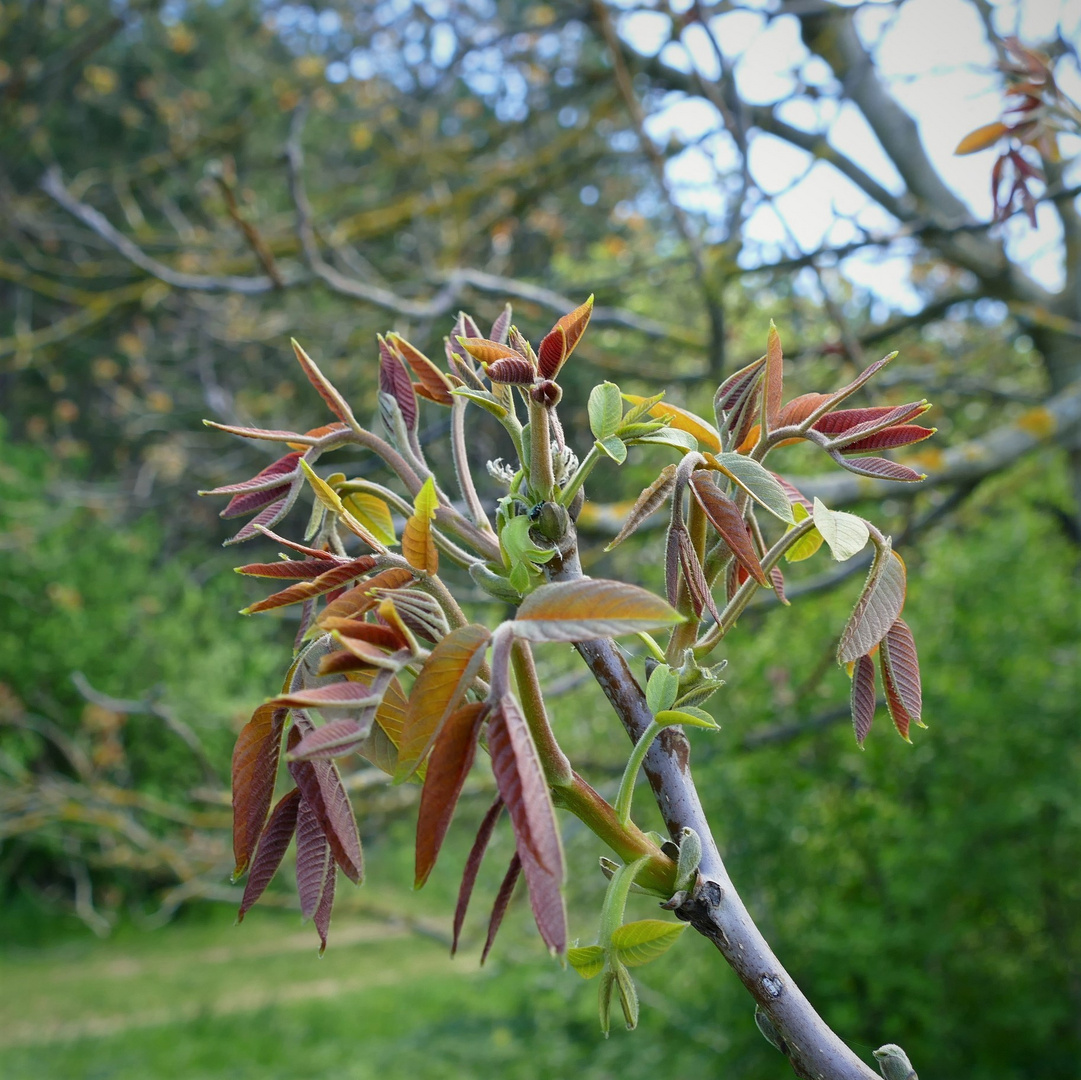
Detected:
[618,0,1081,312]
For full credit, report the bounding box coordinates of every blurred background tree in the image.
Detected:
[1,1,1078,1077]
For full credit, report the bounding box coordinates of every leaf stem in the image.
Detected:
[510,639,573,789]
[558,442,602,506]
[451,397,496,534]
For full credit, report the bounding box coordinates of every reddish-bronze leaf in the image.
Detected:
[488,695,566,954]
[776,393,832,428]
[814,352,897,415]
[838,542,907,663]
[292,340,357,428]
[554,295,593,364]
[840,425,936,454]
[318,567,414,625]
[851,654,877,748]
[389,333,456,406]
[224,494,296,547]
[236,559,343,580]
[289,717,368,761]
[536,326,567,380]
[288,718,364,883]
[879,648,913,742]
[490,303,512,345]
[231,705,287,877]
[250,528,337,560]
[512,579,683,642]
[665,523,682,609]
[678,527,720,622]
[605,465,677,551]
[821,401,930,449]
[313,856,336,955]
[689,473,769,586]
[814,405,917,435]
[288,422,349,450]
[828,452,927,483]
[295,794,333,919]
[378,334,418,431]
[715,354,766,414]
[880,618,923,728]
[270,682,382,711]
[482,853,522,964]
[415,701,489,888]
[764,321,784,432]
[396,624,491,780]
[456,337,528,366]
[202,451,304,499]
[453,796,504,954]
[485,356,537,385]
[221,483,294,520]
[203,420,315,444]
[334,622,407,655]
[769,565,787,605]
[242,557,379,615]
[317,649,376,676]
[238,787,300,921]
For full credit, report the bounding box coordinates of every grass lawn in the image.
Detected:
[0,897,724,1080]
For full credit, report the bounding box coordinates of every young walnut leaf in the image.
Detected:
[851,653,877,748]
[203,420,320,445]
[486,356,537,385]
[342,494,397,546]
[402,476,439,573]
[827,451,926,483]
[202,451,304,501]
[689,472,768,586]
[295,795,333,920]
[270,682,382,710]
[705,453,795,523]
[388,333,456,406]
[605,465,677,551]
[568,945,606,979]
[453,796,505,954]
[488,695,566,954]
[415,701,488,888]
[292,339,358,430]
[511,579,683,642]
[537,326,567,380]
[611,920,687,967]
[880,618,923,739]
[231,705,287,877]
[287,717,363,883]
[622,396,720,452]
[224,493,299,547]
[220,484,294,520]
[763,321,784,433]
[457,337,528,367]
[235,558,343,580]
[241,557,379,615]
[238,787,301,921]
[838,541,907,664]
[313,853,336,955]
[784,503,825,564]
[811,498,870,562]
[288,716,369,761]
[395,623,491,782]
[840,426,936,454]
[482,853,523,963]
[318,567,414,626]
[378,335,418,432]
[589,382,624,442]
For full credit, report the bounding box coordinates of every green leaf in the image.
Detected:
[645,664,679,715]
[588,382,624,441]
[784,502,824,563]
[620,390,666,426]
[654,707,719,730]
[450,387,509,419]
[812,498,869,561]
[342,493,397,546]
[625,427,698,452]
[568,945,606,979]
[611,920,687,967]
[707,453,795,523]
[597,435,628,463]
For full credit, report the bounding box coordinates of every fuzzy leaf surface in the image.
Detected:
[611,920,688,967]
[838,543,907,663]
[231,705,287,877]
[689,473,768,585]
[511,579,683,642]
[605,465,676,550]
[851,653,877,748]
[238,788,301,920]
[395,624,490,780]
[623,396,719,451]
[295,795,333,919]
[568,945,606,979]
[812,498,870,562]
[242,557,379,614]
[402,476,439,573]
[453,796,504,954]
[707,453,795,523]
[415,701,488,888]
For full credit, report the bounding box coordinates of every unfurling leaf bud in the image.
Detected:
[530,500,570,544]
[530,378,562,408]
[755,1005,787,1054]
[486,356,536,385]
[873,1044,918,1080]
[674,827,702,893]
